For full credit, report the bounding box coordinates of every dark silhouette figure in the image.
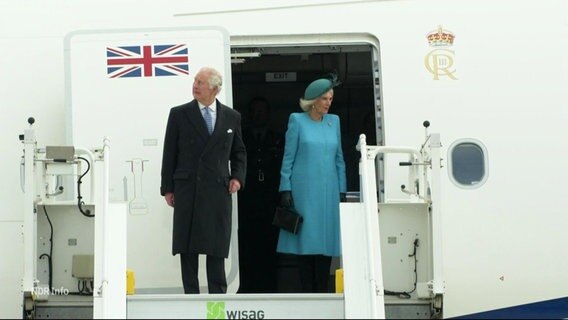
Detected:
[237,97,284,293]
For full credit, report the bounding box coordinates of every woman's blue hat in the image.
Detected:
[303,73,341,100]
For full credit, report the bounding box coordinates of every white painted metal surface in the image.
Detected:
[340,202,384,318]
[127,294,344,319]
[0,222,24,318]
[428,134,444,295]
[93,140,127,318]
[22,128,37,297]
[355,134,386,318]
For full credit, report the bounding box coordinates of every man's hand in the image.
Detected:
[229,179,241,194]
[165,192,175,207]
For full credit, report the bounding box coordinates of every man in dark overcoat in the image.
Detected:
[160,66,246,294]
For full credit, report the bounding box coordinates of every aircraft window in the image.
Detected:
[448,139,488,188]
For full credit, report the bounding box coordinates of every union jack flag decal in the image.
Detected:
[106,44,189,78]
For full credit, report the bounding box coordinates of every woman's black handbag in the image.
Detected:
[272,206,303,234]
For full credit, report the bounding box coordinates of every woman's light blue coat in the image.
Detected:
[277,112,347,257]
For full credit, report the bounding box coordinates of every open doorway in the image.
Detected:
[231,36,382,293]
[231,39,382,191]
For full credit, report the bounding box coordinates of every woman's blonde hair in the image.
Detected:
[299,98,316,111]
[298,88,333,111]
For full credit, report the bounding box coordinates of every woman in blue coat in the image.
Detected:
[278,76,347,293]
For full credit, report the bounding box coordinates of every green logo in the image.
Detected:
[207,301,225,319]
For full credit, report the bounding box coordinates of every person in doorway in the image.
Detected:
[160,66,247,294]
[237,97,284,293]
[277,75,347,293]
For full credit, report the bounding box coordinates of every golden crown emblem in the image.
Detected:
[427,25,455,47]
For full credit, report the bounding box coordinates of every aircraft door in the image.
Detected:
[65,26,237,294]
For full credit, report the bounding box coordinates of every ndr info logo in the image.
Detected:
[34,286,70,296]
[207,301,265,319]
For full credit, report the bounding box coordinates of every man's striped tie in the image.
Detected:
[203,107,213,135]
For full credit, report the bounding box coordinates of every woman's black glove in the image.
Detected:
[280,191,293,208]
[340,192,347,203]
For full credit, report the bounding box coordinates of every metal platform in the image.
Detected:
[34,293,432,319]
[128,293,343,319]
[35,295,93,319]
